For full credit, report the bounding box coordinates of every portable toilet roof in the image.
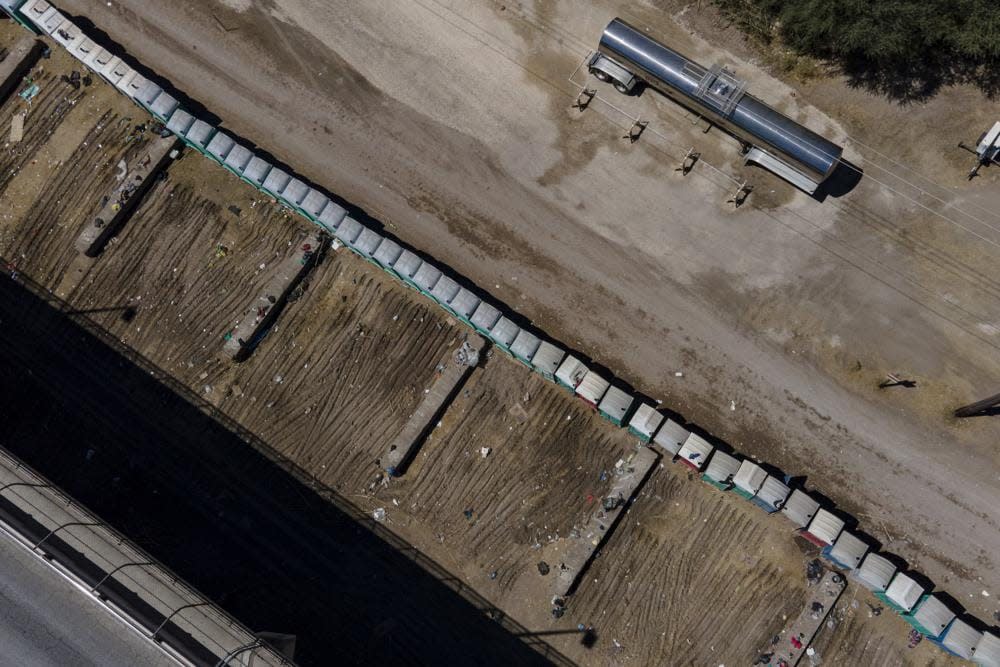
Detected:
[825,530,868,570]
[450,288,480,320]
[394,250,422,282]
[412,262,442,294]
[223,144,253,172]
[280,178,310,208]
[509,329,540,364]
[84,47,115,73]
[753,476,790,513]
[942,619,981,660]
[336,216,364,244]
[555,355,587,389]
[628,403,664,442]
[908,594,955,640]
[803,509,844,547]
[882,572,924,613]
[119,71,150,100]
[853,552,896,592]
[576,370,610,406]
[781,489,820,529]
[50,18,80,47]
[490,317,519,348]
[261,167,291,197]
[114,68,140,96]
[149,91,179,121]
[242,156,272,187]
[430,274,460,305]
[133,79,163,108]
[40,8,65,35]
[317,200,347,232]
[702,450,739,487]
[185,120,215,151]
[677,433,713,470]
[166,109,195,137]
[351,227,383,257]
[598,385,633,424]
[20,0,53,28]
[301,189,329,220]
[654,419,689,456]
[372,238,403,267]
[72,37,98,63]
[102,58,131,87]
[470,302,501,333]
[532,341,564,379]
[206,132,236,162]
[733,460,767,498]
[975,631,1000,667]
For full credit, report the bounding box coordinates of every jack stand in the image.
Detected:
[676,148,700,175]
[572,88,596,112]
[623,118,648,143]
[727,181,753,208]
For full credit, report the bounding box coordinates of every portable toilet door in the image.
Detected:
[732,460,766,500]
[801,509,844,547]
[509,329,541,368]
[974,631,1000,667]
[555,355,587,391]
[852,552,896,593]
[877,571,925,614]
[653,419,689,458]
[752,475,790,513]
[531,341,565,382]
[781,489,820,529]
[677,433,713,471]
[904,594,955,641]
[822,530,868,570]
[598,386,633,426]
[701,450,739,490]
[940,619,982,660]
[627,403,664,443]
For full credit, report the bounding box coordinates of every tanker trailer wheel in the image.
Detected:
[613,80,630,95]
[591,68,610,83]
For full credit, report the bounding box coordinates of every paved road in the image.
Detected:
[0,529,176,667]
[51,0,1000,618]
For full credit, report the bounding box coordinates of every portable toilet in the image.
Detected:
[430,275,461,311]
[470,301,501,336]
[185,120,216,153]
[393,250,423,287]
[941,619,982,660]
[509,329,541,367]
[752,475,790,513]
[301,189,330,222]
[412,262,442,296]
[555,356,587,391]
[801,509,844,547]
[317,200,347,234]
[575,370,609,408]
[823,530,868,570]
[905,594,955,640]
[372,238,403,273]
[732,460,766,500]
[975,631,1000,666]
[205,131,236,164]
[653,419,689,457]
[279,178,310,213]
[148,92,179,123]
[878,572,925,614]
[677,433,713,471]
[490,317,519,352]
[701,450,739,490]
[166,109,195,138]
[450,289,481,325]
[531,341,565,382]
[223,144,253,178]
[335,216,364,246]
[852,552,897,592]
[261,167,292,199]
[351,227,383,261]
[781,489,820,529]
[242,156,273,189]
[627,403,664,443]
[598,386,633,425]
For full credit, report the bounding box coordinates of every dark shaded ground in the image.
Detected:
[0,268,565,667]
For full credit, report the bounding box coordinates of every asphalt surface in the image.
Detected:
[0,528,176,667]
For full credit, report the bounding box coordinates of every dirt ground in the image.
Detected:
[45,0,1000,623]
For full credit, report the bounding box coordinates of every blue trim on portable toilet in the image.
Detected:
[509,329,541,367]
[974,631,1000,666]
[701,450,739,490]
[531,341,564,382]
[751,475,790,513]
[412,262,442,296]
[598,386,633,425]
[904,594,955,640]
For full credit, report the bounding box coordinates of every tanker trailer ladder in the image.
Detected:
[0,33,41,106]
[223,230,327,363]
[552,446,659,597]
[382,335,485,478]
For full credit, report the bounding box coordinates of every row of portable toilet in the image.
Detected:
[8,5,996,663]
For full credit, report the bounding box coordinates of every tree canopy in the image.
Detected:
[713,0,1000,100]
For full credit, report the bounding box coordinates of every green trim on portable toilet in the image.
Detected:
[470,301,500,335]
[904,594,954,640]
[412,262,442,296]
[598,385,633,425]
[300,189,330,223]
[531,341,564,382]
[627,403,664,443]
[1,0,39,32]
[17,0,54,33]
[241,156,272,190]
[509,329,541,368]
[261,167,291,199]
[701,449,739,490]
[429,275,460,314]
[877,572,924,614]
[555,355,587,391]
[450,289,481,326]
[732,459,766,500]
[393,250,422,288]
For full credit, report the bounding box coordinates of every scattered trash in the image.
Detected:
[729,400,736,411]
[115,159,127,181]
[488,570,497,580]
[983,590,991,597]
[806,559,823,584]
[273,374,283,384]
[551,595,566,619]
[227,205,242,216]
[810,601,825,619]
[602,494,623,511]
[674,371,683,377]
[215,244,229,258]
[537,561,550,576]
[866,602,882,617]
[463,508,474,520]
[907,628,923,648]
[480,446,491,458]
[372,508,386,522]
[18,82,39,102]
[598,470,609,482]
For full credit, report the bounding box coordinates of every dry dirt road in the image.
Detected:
[55,0,1000,617]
